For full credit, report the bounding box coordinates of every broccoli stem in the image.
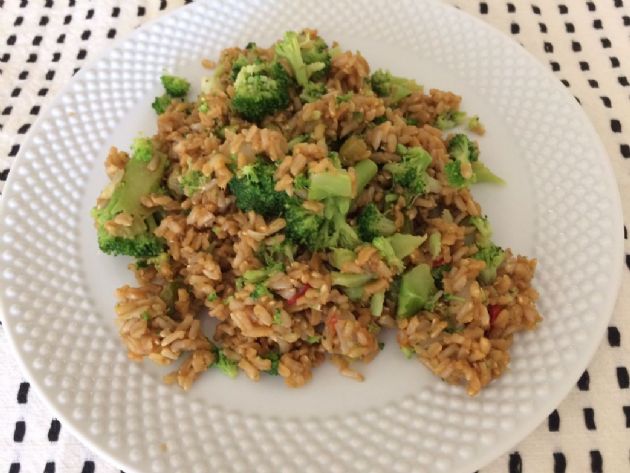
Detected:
[308,172,353,200]
[370,291,385,316]
[353,160,378,197]
[331,272,375,288]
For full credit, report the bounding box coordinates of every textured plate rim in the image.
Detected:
[0,1,623,472]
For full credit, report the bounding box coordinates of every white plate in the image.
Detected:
[0,1,623,472]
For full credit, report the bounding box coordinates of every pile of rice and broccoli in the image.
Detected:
[93,30,541,395]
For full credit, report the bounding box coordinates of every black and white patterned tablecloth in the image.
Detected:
[1,1,629,472]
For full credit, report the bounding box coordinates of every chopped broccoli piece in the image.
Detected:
[161,74,190,97]
[207,292,218,302]
[231,62,291,122]
[435,110,466,130]
[263,352,280,375]
[272,309,282,325]
[299,33,331,81]
[339,136,370,166]
[384,144,433,197]
[370,291,385,316]
[405,117,419,126]
[288,134,310,150]
[228,160,288,217]
[245,42,257,50]
[293,173,310,191]
[473,244,506,284]
[443,292,465,302]
[401,346,415,359]
[92,143,167,258]
[300,82,327,103]
[469,216,493,248]
[230,55,251,81]
[214,349,239,378]
[388,233,426,259]
[275,31,330,87]
[331,272,375,288]
[308,173,352,201]
[131,138,153,163]
[284,199,325,249]
[329,248,355,270]
[468,115,485,134]
[372,236,404,273]
[336,92,353,104]
[152,94,172,114]
[256,240,296,268]
[198,98,209,113]
[307,171,353,201]
[353,159,378,197]
[180,170,207,196]
[251,283,270,299]
[471,161,505,185]
[448,134,479,163]
[397,264,437,318]
[444,160,467,188]
[370,69,422,104]
[306,335,321,344]
[357,203,396,242]
[428,232,442,258]
[141,311,151,321]
[431,263,451,290]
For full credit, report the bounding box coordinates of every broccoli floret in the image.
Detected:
[256,240,295,268]
[300,33,331,81]
[357,203,396,241]
[231,55,251,81]
[444,160,467,188]
[228,160,288,217]
[448,134,479,163]
[468,115,485,134]
[293,173,310,191]
[263,351,280,375]
[93,140,167,258]
[446,134,503,186]
[152,94,172,115]
[444,134,481,188]
[384,144,433,197]
[372,236,404,273]
[214,349,239,378]
[284,199,326,249]
[431,263,451,290]
[160,74,190,97]
[336,92,353,104]
[131,137,153,163]
[251,283,270,299]
[370,69,422,104]
[300,81,327,103]
[434,110,466,130]
[179,170,207,196]
[275,31,328,88]
[469,215,493,248]
[473,244,506,284]
[231,62,291,122]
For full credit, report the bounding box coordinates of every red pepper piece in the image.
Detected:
[488,304,503,325]
[287,283,311,306]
